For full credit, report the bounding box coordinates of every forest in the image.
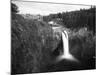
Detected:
[43,6,96,33]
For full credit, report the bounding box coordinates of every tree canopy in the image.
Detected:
[11,3,19,13]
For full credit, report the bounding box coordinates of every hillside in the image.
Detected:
[11,13,60,74]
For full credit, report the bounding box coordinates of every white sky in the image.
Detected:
[12,1,92,16]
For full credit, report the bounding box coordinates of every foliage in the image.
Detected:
[11,13,58,74]
[43,7,96,33]
[11,3,19,14]
[69,28,96,69]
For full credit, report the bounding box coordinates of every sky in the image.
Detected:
[12,0,92,16]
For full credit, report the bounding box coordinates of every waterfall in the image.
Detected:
[56,30,78,62]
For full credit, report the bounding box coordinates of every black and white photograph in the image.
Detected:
[11,0,96,74]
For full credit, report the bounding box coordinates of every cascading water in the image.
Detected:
[56,30,78,62]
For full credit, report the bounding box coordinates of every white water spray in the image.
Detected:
[57,30,78,62]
